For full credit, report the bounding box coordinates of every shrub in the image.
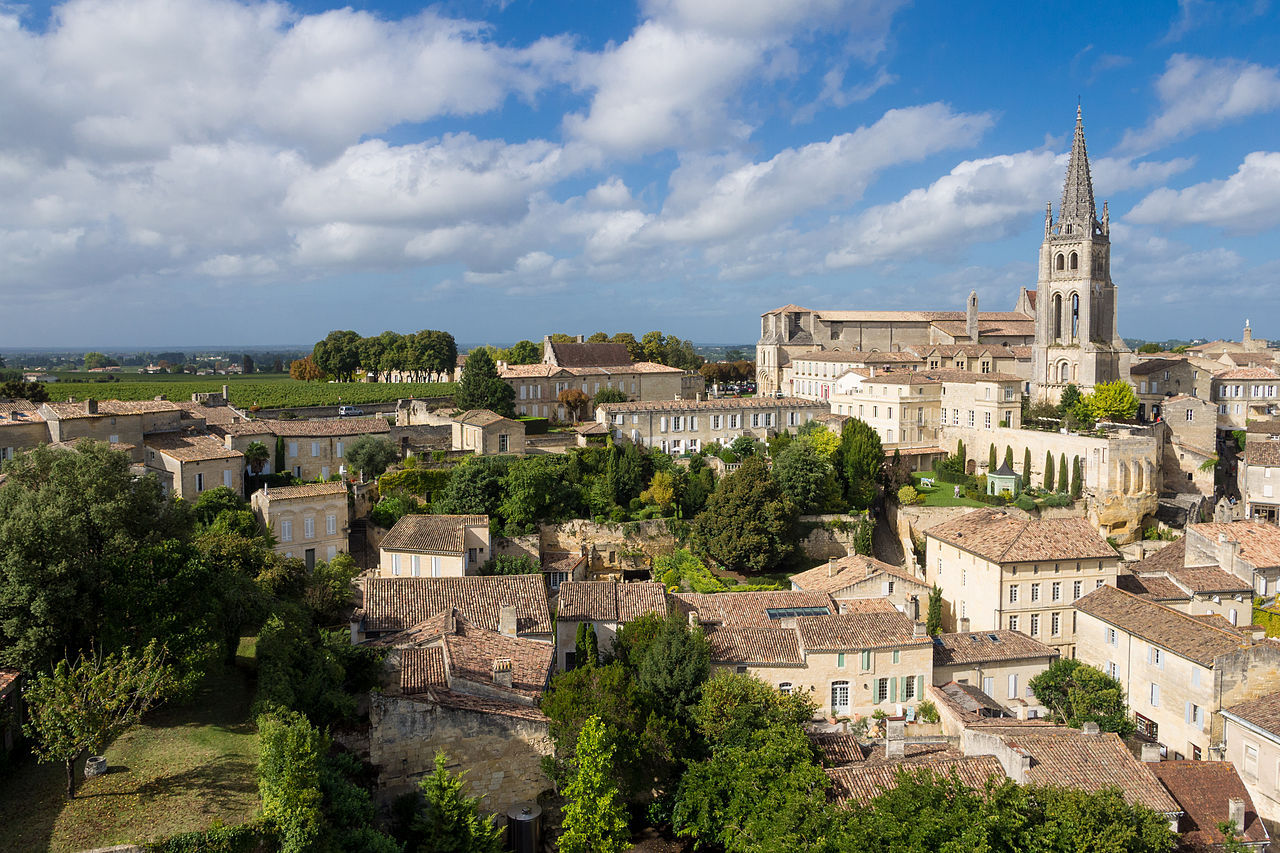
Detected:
[1013,494,1037,512]
[897,484,923,505]
[481,554,541,576]
[370,495,418,528]
[916,700,940,724]
[145,822,273,853]
[518,417,549,435]
[1041,493,1073,508]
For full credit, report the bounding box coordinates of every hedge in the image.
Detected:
[145,822,273,853]
[377,467,452,499]
[518,417,549,435]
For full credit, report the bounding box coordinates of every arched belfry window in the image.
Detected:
[1071,293,1080,341]
[1056,254,1065,271]
[1052,294,1063,342]
[1070,252,1078,270]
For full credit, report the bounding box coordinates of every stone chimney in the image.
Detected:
[1140,743,1162,763]
[492,658,513,689]
[909,595,921,621]
[499,605,518,637]
[967,291,979,343]
[1081,721,1100,735]
[828,557,839,578]
[222,384,229,401]
[913,621,927,639]
[1228,797,1246,832]
[688,610,700,628]
[1218,534,1241,579]
[85,398,97,414]
[575,334,584,343]
[885,718,906,759]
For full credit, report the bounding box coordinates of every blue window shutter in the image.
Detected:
[838,653,845,668]
[890,677,898,703]
[917,675,924,700]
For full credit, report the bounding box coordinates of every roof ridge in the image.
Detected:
[1096,583,1247,642]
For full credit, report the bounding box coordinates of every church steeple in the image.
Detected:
[1055,105,1100,237]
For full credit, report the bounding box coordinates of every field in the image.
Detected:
[0,646,260,852]
[40,375,455,408]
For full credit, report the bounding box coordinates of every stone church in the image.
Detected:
[756,108,1128,402]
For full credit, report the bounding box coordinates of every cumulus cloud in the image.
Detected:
[1127,151,1280,232]
[1120,54,1280,154]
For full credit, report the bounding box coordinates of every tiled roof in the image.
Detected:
[441,615,554,699]
[792,350,921,365]
[1116,572,1191,603]
[546,341,633,368]
[1223,691,1280,737]
[998,728,1181,813]
[827,756,1007,806]
[145,432,244,461]
[380,514,487,555]
[929,319,1036,337]
[359,575,552,636]
[258,482,348,501]
[932,681,1012,719]
[926,508,1116,563]
[705,626,803,665]
[172,401,243,426]
[1166,564,1253,594]
[811,732,867,766]
[1131,539,1188,574]
[541,551,586,573]
[598,397,826,414]
[762,304,812,314]
[1246,420,1280,435]
[220,417,390,437]
[1214,367,1280,380]
[865,368,1024,385]
[672,590,835,628]
[431,689,549,721]
[932,630,1058,666]
[789,555,925,596]
[453,409,511,426]
[0,400,45,422]
[1189,522,1280,569]
[838,598,900,614]
[556,581,669,623]
[1245,438,1280,467]
[1150,761,1269,850]
[1128,359,1179,376]
[400,646,449,694]
[914,344,1019,359]
[796,612,930,651]
[1074,585,1248,667]
[42,399,182,419]
[0,668,19,697]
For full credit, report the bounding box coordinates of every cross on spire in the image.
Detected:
[1056,105,1098,236]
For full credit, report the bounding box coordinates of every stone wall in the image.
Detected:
[890,504,990,573]
[1211,643,1280,747]
[795,518,864,560]
[369,694,553,814]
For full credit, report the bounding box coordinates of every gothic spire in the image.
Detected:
[1056,105,1098,236]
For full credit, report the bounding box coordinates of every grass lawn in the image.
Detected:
[908,472,986,508]
[0,643,260,853]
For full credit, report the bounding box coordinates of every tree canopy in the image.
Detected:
[1029,659,1134,736]
[345,435,398,479]
[772,440,842,514]
[455,347,516,417]
[836,418,884,510]
[692,455,796,573]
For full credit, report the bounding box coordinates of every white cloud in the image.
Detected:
[1120,54,1280,153]
[1126,151,1280,232]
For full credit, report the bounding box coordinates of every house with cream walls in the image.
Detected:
[789,554,930,616]
[377,514,491,578]
[930,630,1058,718]
[1222,692,1280,825]
[219,417,391,480]
[1183,521,1280,597]
[143,432,244,500]
[553,581,669,671]
[251,481,349,567]
[1239,422,1280,524]
[596,397,828,454]
[451,410,525,455]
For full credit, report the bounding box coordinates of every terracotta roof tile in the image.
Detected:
[931,681,1014,721]
[42,399,183,419]
[705,626,803,664]
[441,616,554,699]
[1131,539,1188,575]
[827,756,1007,806]
[1074,585,1248,667]
[1245,438,1280,467]
[1224,691,1280,739]
[839,598,901,614]
[380,514,487,555]
[0,668,19,697]
[171,401,244,426]
[258,482,348,500]
[811,733,867,766]
[145,432,244,462]
[1214,367,1280,380]
[1150,761,1269,849]
[1116,572,1191,603]
[546,342,633,368]
[599,397,827,414]
[1166,564,1253,594]
[790,555,926,596]
[0,400,45,423]
[430,689,549,721]
[796,612,930,651]
[927,508,1117,563]
[400,646,449,694]
[864,368,1023,385]
[359,576,552,636]
[556,581,669,623]
[671,591,835,628]
[220,417,390,437]
[932,630,1058,667]
[1189,522,1280,569]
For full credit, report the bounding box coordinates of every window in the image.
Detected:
[837,653,846,668]
[1150,683,1160,707]
[983,676,994,696]
[1186,409,1193,422]
[876,678,890,703]
[109,433,119,444]
[499,434,509,453]
[1191,668,1201,688]
[411,554,420,576]
[1008,615,1019,631]
[326,514,337,535]
[310,441,320,457]
[431,555,442,577]
[903,677,916,700]
[1186,703,1203,728]
[1008,674,1019,699]
[1031,583,1040,602]
[1073,580,1082,600]
[1051,581,1061,602]
[860,650,872,671]
[892,649,900,664]
[1009,585,1019,603]
[779,683,793,695]
[288,441,298,457]
[1096,579,1104,589]
[1106,661,1118,677]
[336,441,344,458]
[1106,627,1118,646]
[195,472,205,492]
[281,520,293,543]
[967,410,975,427]
[1051,612,1060,636]
[1245,743,1259,779]
[223,470,233,488]
[303,517,314,539]
[831,681,850,711]
[1149,647,1163,668]
[984,411,991,429]
[1030,614,1039,636]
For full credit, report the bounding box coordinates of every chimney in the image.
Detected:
[222,384,229,401]
[85,398,97,414]
[828,557,839,578]
[913,621,927,639]
[492,658,513,689]
[499,605,518,637]
[885,718,906,758]
[688,610,700,628]
[1140,743,1162,763]
[575,334,584,343]
[909,595,921,621]
[1081,721,1100,736]
[1228,797,1246,832]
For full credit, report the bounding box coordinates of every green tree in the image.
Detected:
[275,435,287,472]
[560,716,631,853]
[413,752,503,853]
[772,441,841,515]
[1003,446,1014,470]
[610,332,644,361]
[0,380,50,403]
[1137,342,1161,353]
[1023,447,1032,483]
[241,354,254,375]
[926,586,944,636]
[837,418,883,509]
[1059,383,1082,416]
[988,443,997,471]
[1044,450,1055,491]
[637,614,711,723]
[313,330,363,381]
[798,423,839,461]
[593,386,629,406]
[193,485,247,525]
[1071,457,1083,499]
[1085,379,1141,421]
[1029,658,1134,736]
[640,469,678,513]
[244,440,271,474]
[558,388,591,422]
[575,621,599,668]
[454,347,515,417]
[83,351,111,370]
[729,434,762,459]
[956,438,966,470]
[345,435,398,479]
[480,554,540,575]
[502,339,542,365]
[434,456,511,517]
[24,641,175,798]
[499,455,580,532]
[1058,453,1069,493]
[259,710,327,853]
[692,456,796,573]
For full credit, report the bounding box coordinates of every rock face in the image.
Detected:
[1090,492,1158,544]
[368,694,553,814]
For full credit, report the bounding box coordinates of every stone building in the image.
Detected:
[1240,422,1280,523]
[351,575,553,645]
[789,554,930,616]
[1149,759,1271,851]
[1221,691,1280,825]
[1212,367,1280,431]
[926,508,1120,658]
[450,409,525,456]
[218,417,391,481]
[143,431,245,500]
[1184,521,1280,596]
[1131,357,1212,423]
[1159,394,1218,497]
[1075,584,1280,761]
[0,400,50,462]
[250,481,349,565]
[376,514,491,578]
[553,581,669,671]
[930,630,1058,719]
[596,396,829,454]
[1118,539,1253,624]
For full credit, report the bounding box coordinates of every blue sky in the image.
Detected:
[3,0,1279,348]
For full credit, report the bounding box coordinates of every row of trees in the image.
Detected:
[1025,381,1141,429]
[310,329,458,382]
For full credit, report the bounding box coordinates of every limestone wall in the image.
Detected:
[369,694,553,814]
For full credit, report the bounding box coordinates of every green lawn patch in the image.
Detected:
[43,378,455,408]
[908,473,986,508]
[0,655,260,853]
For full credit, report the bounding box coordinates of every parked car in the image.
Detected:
[338,405,364,417]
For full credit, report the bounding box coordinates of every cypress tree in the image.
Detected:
[1023,447,1032,484]
[1044,451,1055,491]
[1071,457,1083,499]
[1003,446,1014,470]
[988,443,997,471]
[1058,454,1069,493]
[574,622,598,668]
[956,439,966,467]
[275,435,286,474]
